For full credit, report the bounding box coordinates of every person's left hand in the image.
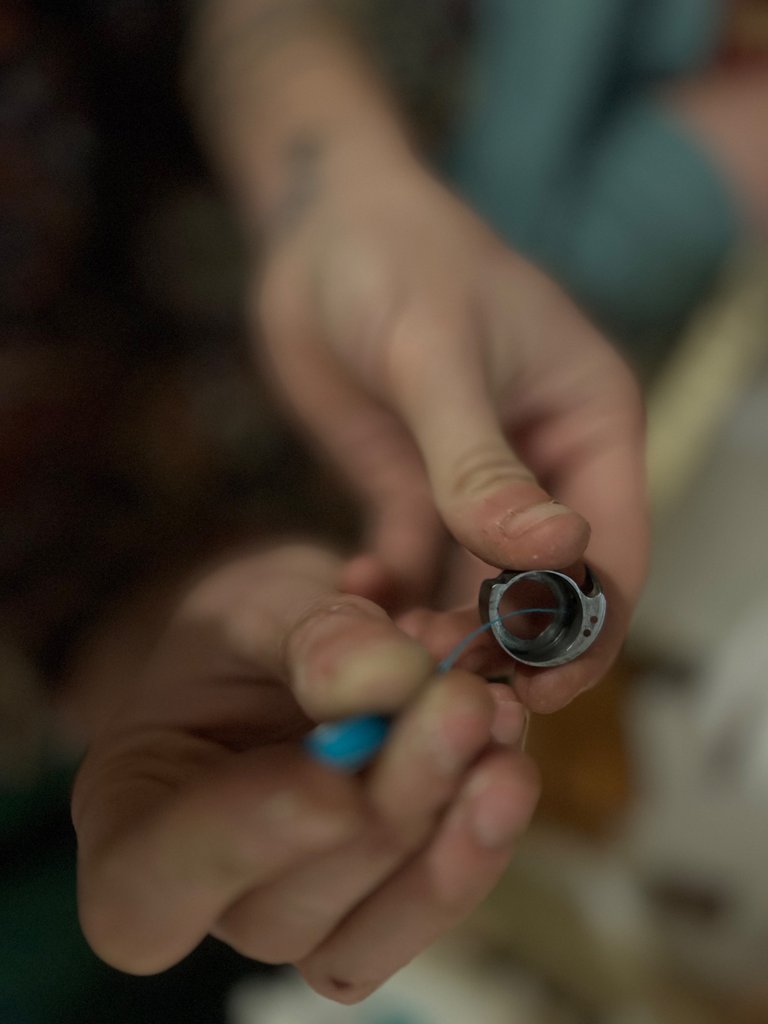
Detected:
[72,545,539,1002]
[255,150,648,711]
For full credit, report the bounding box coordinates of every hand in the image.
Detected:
[72,546,538,1002]
[256,150,648,709]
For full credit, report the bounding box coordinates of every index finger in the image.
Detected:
[142,546,435,729]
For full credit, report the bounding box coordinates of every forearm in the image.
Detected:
[187,0,413,233]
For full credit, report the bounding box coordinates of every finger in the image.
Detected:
[260,291,445,603]
[339,553,401,607]
[384,305,592,571]
[302,395,444,606]
[365,670,494,823]
[339,476,448,610]
[439,546,499,608]
[166,548,434,722]
[298,749,540,1003]
[320,405,445,606]
[74,741,364,975]
[486,683,528,747]
[282,592,434,720]
[397,596,614,719]
[212,670,495,964]
[393,278,647,711]
[397,606,529,744]
[508,564,629,713]
[500,317,648,612]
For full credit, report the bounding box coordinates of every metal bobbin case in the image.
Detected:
[479,567,607,668]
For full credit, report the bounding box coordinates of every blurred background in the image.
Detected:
[2,1,768,1021]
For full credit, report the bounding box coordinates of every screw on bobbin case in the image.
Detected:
[479,567,607,668]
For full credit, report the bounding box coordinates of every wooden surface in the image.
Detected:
[526,659,633,837]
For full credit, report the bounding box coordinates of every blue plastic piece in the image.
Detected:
[304,607,556,772]
[304,714,391,772]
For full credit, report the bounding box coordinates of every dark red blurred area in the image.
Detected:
[0,0,354,677]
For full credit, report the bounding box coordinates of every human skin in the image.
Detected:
[73,2,649,1002]
[188,0,650,713]
[72,545,539,1002]
[73,2,768,1001]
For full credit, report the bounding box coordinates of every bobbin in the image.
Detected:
[479,567,606,668]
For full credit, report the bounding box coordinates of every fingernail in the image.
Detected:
[517,711,530,752]
[490,702,526,746]
[468,778,525,849]
[332,645,432,706]
[497,501,571,539]
[298,643,432,715]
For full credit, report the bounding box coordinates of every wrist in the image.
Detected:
[225,75,417,241]
[259,127,418,239]
[187,3,414,236]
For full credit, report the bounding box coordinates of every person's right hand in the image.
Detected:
[255,147,648,711]
[73,545,538,1004]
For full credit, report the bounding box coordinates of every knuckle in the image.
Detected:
[447,442,533,502]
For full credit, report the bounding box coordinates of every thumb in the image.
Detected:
[385,311,590,570]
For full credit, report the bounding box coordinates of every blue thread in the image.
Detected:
[436,607,557,673]
[306,607,556,771]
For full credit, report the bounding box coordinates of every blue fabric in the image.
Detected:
[448,0,740,339]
